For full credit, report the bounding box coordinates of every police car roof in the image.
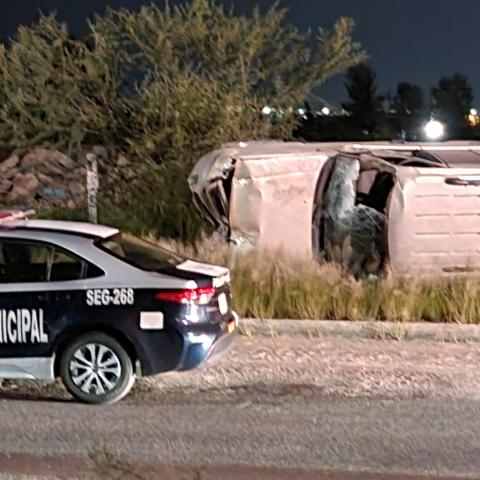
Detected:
[19,220,119,239]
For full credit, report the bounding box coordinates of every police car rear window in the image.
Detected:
[98,233,183,271]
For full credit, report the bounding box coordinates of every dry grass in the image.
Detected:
[158,236,480,323]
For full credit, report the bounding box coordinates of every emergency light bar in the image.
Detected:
[0,208,35,226]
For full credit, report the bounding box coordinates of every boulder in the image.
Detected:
[7,186,31,203]
[0,180,12,194]
[52,151,75,169]
[22,149,75,172]
[20,152,44,170]
[68,181,85,197]
[37,173,54,186]
[43,163,65,176]
[13,173,40,192]
[0,155,20,174]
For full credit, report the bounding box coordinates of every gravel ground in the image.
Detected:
[0,336,480,478]
[135,335,480,404]
[3,335,480,403]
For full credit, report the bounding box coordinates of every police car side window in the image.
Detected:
[0,240,51,283]
[50,248,104,281]
[0,240,104,283]
[50,249,84,281]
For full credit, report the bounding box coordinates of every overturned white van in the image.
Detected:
[189,141,480,278]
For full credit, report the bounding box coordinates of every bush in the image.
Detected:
[162,236,480,323]
[0,1,365,241]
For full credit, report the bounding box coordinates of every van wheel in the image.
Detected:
[59,332,135,405]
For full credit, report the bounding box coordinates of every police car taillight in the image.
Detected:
[155,286,216,305]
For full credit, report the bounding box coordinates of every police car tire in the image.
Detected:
[59,332,135,405]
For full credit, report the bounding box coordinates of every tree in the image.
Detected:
[0,1,366,240]
[342,64,384,136]
[431,73,473,137]
[391,82,425,140]
[0,2,366,156]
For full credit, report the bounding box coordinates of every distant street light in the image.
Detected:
[424,120,445,140]
[469,108,480,126]
[262,106,272,116]
[321,107,331,116]
[297,108,308,119]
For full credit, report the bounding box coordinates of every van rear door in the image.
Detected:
[388,167,480,277]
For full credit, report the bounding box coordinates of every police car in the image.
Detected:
[0,209,237,404]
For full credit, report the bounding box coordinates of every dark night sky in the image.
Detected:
[2,1,479,106]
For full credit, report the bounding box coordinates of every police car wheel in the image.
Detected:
[59,332,135,405]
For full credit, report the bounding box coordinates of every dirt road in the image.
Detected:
[0,335,479,479]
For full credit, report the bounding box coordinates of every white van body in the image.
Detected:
[189,141,480,278]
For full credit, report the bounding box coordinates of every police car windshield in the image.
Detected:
[98,233,183,271]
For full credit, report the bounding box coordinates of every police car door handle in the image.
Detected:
[36,293,49,302]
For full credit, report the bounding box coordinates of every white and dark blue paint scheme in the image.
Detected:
[0,217,237,404]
